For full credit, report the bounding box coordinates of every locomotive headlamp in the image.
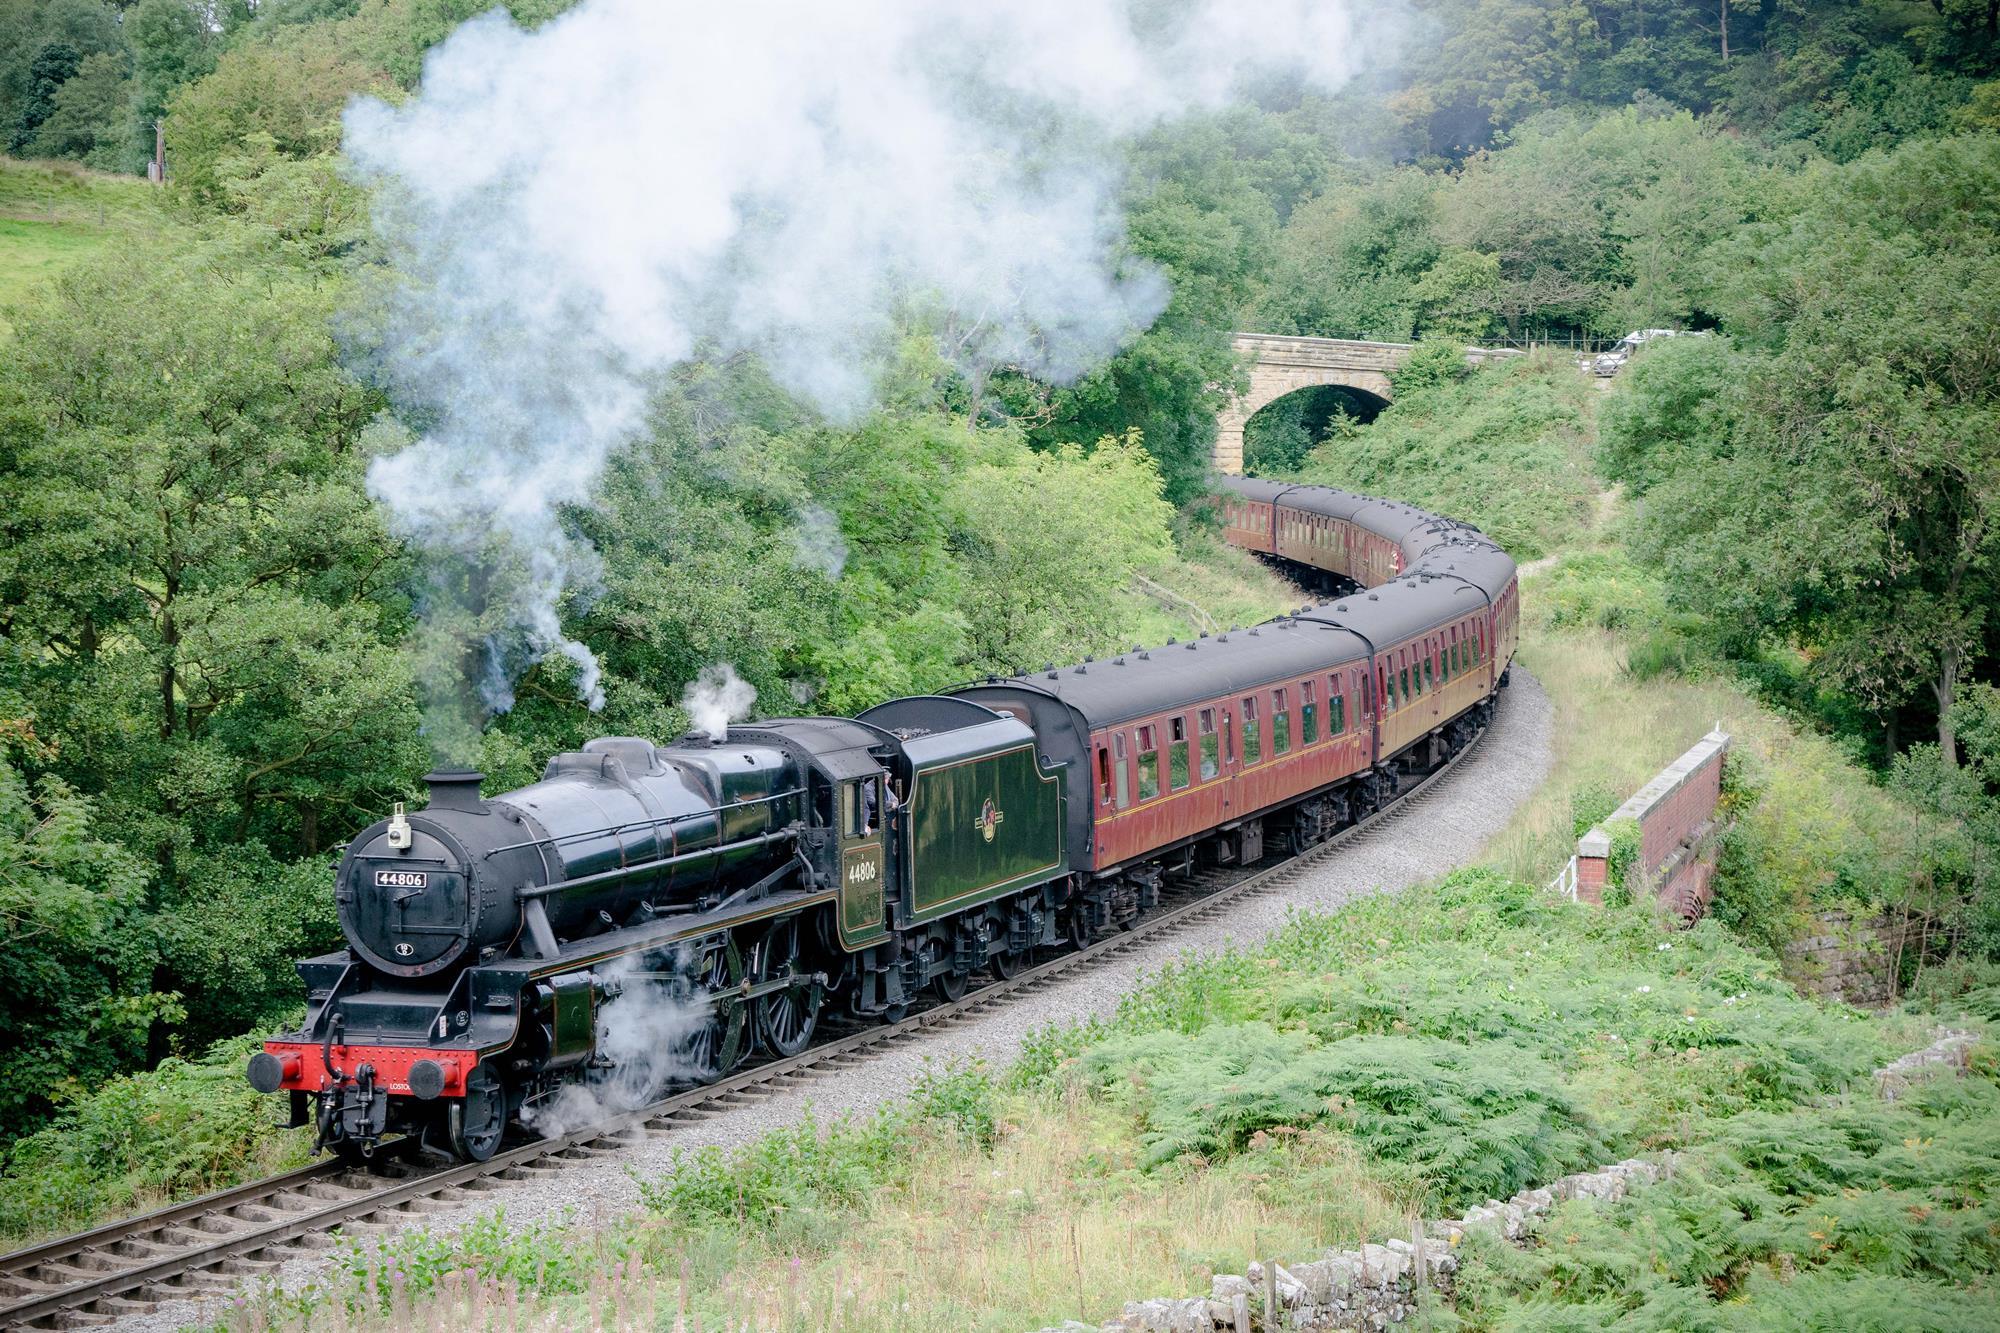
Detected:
[386,801,412,851]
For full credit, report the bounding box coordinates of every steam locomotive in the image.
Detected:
[248,477,1517,1162]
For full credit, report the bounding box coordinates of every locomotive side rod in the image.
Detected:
[0,717,1494,1331]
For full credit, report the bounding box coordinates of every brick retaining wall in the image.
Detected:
[1576,730,1730,920]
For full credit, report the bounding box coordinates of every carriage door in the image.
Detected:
[837,774,887,944]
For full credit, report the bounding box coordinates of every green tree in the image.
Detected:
[163,29,382,207]
[25,48,130,166]
[10,41,80,152]
[0,232,428,1046]
[1251,172,1441,340]
[1615,136,2000,762]
[128,0,218,158]
[0,752,166,1135]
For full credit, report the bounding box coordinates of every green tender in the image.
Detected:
[901,740,1065,927]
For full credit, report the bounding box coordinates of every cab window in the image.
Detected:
[842,777,881,838]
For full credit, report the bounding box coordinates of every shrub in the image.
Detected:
[0,1027,310,1241]
[1071,1022,1605,1209]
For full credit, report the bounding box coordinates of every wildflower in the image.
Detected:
[1657,942,1672,951]
[1636,985,1652,994]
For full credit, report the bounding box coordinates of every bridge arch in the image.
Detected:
[1214,333,1520,473]
[1214,333,1407,475]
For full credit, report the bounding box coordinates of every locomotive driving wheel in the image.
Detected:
[753,918,820,1059]
[676,936,748,1084]
[448,1063,507,1163]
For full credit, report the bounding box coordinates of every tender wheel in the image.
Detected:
[926,939,970,1002]
[754,920,820,1059]
[988,948,1029,980]
[449,1065,507,1163]
[1064,905,1093,951]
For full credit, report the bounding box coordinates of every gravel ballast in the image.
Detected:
[114,670,1554,1332]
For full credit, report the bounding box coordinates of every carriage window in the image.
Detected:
[1137,725,1161,801]
[1384,665,1395,709]
[1241,696,1262,765]
[1301,680,1318,744]
[1425,651,1435,690]
[1169,715,1191,791]
[1113,732,1130,809]
[1097,746,1114,807]
[1198,708,1219,780]
[1331,692,1346,734]
[1272,688,1291,755]
[1400,665,1411,701]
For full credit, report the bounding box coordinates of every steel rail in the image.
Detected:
[1,718,1491,1330]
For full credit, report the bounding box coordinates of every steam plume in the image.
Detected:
[683,663,758,742]
[344,0,1390,753]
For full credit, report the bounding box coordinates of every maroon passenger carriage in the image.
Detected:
[955,477,1516,935]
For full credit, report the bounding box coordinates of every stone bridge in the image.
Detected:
[1214,332,1518,473]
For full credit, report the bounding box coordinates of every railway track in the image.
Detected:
[0,721,1490,1331]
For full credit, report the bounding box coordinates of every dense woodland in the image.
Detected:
[0,0,1997,1241]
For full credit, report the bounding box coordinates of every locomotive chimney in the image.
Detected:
[423,769,486,812]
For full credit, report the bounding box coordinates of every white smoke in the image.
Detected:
[344,0,1392,739]
[521,954,710,1138]
[791,503,849,580]
[682,663,757,742]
